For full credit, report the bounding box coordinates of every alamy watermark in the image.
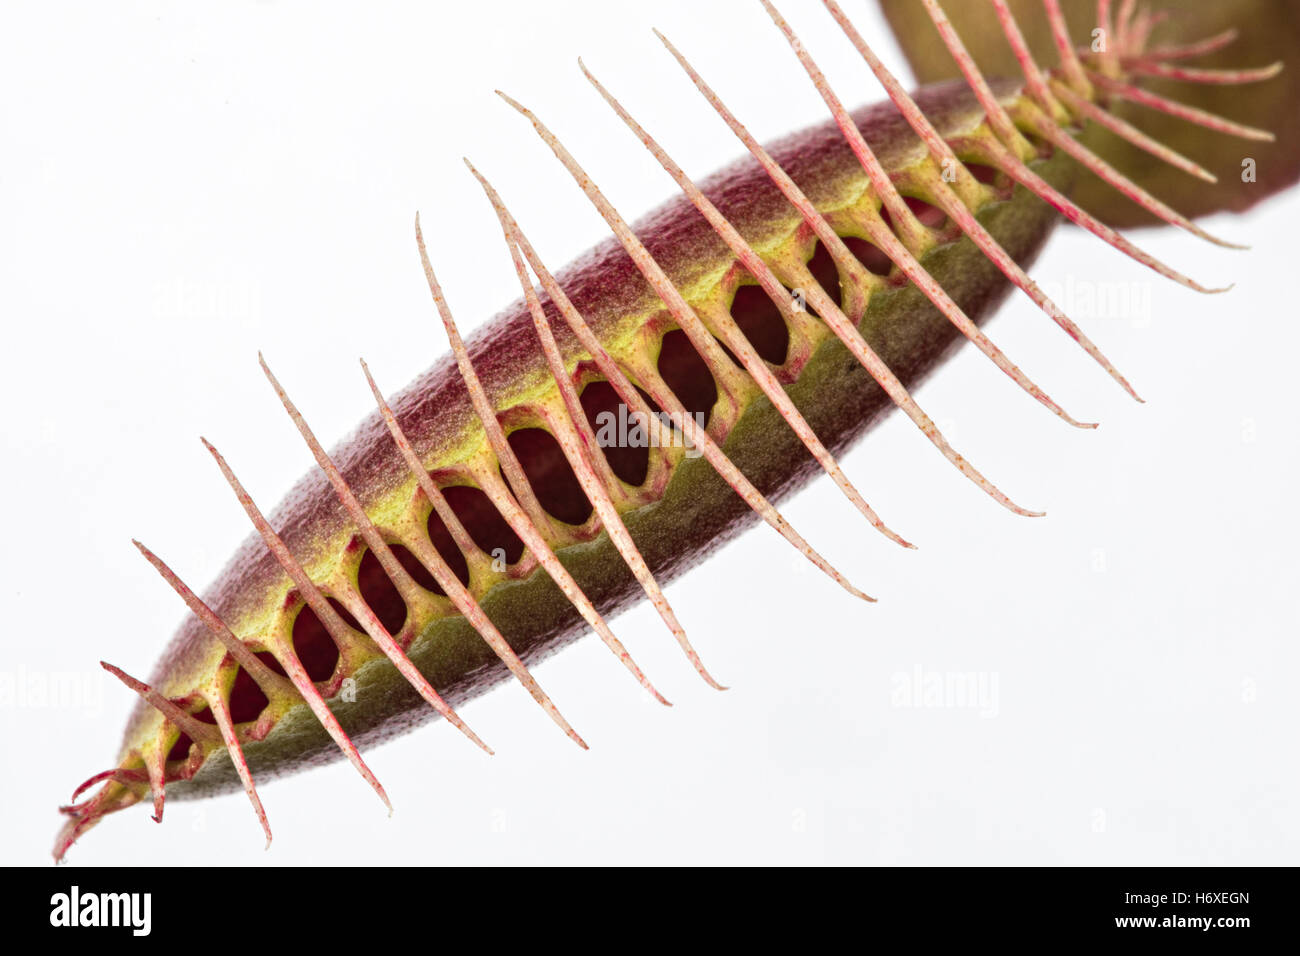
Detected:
[890,665,1000,718]
[1039,275,1153,326]
[0,666,102,717]
[152,276,261,328]
[593,403,705,459]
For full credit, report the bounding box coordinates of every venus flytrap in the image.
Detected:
[55,0,1292,860]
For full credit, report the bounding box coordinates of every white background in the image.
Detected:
[2,0,1296,865]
